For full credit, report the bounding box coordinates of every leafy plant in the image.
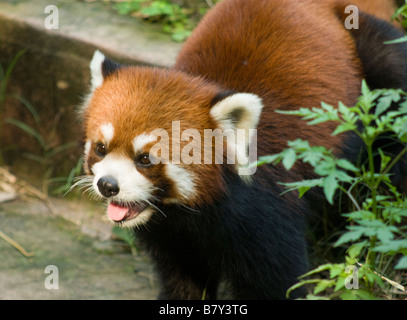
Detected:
[0,49,27,164]
[6,98,78,195]
[52,157,84,196]
[258,81,407,299]
[112,0,220,42]
[387,1,407,44]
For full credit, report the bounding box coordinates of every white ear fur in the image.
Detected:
[210,93,263,179]
[78,50,106,116]
[210,93,263,131]
[89,50,106,92]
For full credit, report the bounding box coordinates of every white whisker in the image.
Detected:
[146,199,167,218]
[64,175,94,196]
[177,203,201,215]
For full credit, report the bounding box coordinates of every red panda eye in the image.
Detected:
[136,153,152,167]
[95,143,107,157]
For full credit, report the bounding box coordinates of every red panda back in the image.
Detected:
[174,0,383,155]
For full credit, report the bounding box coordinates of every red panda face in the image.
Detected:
[79,51,263,228]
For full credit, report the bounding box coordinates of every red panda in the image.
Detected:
[80,0,406,299]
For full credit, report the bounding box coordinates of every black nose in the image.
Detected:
[97,176,120,198]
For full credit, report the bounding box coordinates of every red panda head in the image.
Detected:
[80,50,263,228]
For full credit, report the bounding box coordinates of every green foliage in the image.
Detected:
[111,225,139,255]
[0,49,27,164]
[258,81,407,299]
[112,0,220,42]
[0,49,26,105]
[387,1,407,44]
[0,49,80,196]
[6,98,78,195]
[392,0,407,28]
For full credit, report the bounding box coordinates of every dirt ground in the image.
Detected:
[0,195,158,300]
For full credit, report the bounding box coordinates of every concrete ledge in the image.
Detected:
[0,0,181,182]
[0,0,181,67]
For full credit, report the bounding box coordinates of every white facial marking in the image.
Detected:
[84,140,91,158]
[100,123,114,144]
[91,153,156,228]
[133,133,157,153]
[92,154,154,202]
[166,163,196,200]
[120,208,154,229]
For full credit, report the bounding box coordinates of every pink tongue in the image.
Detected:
[108,203,129,222]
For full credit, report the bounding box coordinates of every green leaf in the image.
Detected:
[301,146,329,167]
[298,263,336,279]
[361,80,371,100]
[287,138,311,151]
[22,152,46,164]
[373,240,407,253]
[347,242,368,259]
[334,170,355,183]
[338,101,350,115]
[12,94,41,126]
[391,4,407,21]
[336,159,360,172]
[46,141,77,158]
[0,48,27,101]
[340,290,361,300]
[382,206,407,224]
[329,264,346,279]
[314,280,335,295]
[111,225,138,254]
[114,1,143,15]
[298,186,310,198]
[393,116,407,142]
[375,90,401,116]
[395,256,407,269]
[363,270,383,287]
[171,30,191,42]
[286,279,320,299]
[332,122,357,135]
[384,36,407,44]
[279,178,323,194]
[307,107,339,125]
[256,154,281,166]
[276,108,310,117]
[6,118,47,150]
[334,277,346,292]
[334,229,364,247]
[342,210,375,221]
[322,174,338,205]
[357,220,397,243]
[314,157,336,176]
[282,148,297,170]
[378,149,392,172]
[353,290,381,300]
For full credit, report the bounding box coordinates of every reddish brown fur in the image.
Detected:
[174,0,398,182]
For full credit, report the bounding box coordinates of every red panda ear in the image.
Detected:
[89,50,121,92]
[210,93,263,178]
[210,93,263,131]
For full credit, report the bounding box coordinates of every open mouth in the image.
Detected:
[107,201,150,223]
